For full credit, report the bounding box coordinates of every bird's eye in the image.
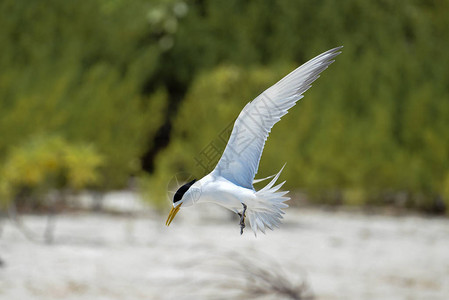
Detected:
[173,179,197,203]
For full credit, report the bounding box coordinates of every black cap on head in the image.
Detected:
[173,179,197,203]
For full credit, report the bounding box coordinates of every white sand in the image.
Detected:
[1,192,448,300]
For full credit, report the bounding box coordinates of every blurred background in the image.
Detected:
[1,0,449,299]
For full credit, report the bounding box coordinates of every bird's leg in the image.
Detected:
[238,203,247,235]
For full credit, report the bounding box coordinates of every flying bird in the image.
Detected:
[166,46,342,235]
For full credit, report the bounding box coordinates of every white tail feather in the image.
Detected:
[252,174,276,184]
[247,164,290,235]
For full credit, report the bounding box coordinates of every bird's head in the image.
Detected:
[165,178,199,226]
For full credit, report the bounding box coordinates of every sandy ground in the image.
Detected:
[1,192,449,300]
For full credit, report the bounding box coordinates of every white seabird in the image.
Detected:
[166,46,342,235]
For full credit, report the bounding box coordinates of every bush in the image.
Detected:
[0,135,103,207]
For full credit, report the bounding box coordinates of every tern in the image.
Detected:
[166,46,342,235]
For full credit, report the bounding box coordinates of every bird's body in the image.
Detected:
[166,46,342,235]
[195,173,255,213]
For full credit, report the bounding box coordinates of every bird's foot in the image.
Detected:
[238,203,247,235]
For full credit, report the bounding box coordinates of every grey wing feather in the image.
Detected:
[213,46,343,189]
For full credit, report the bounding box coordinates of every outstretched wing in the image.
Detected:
[213,46,342,189]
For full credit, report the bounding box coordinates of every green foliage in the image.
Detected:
[0,0,168,189]
[0,135,103,206]
[1,0,448,212]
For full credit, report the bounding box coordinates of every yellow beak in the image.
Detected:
[165,203,182,226]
